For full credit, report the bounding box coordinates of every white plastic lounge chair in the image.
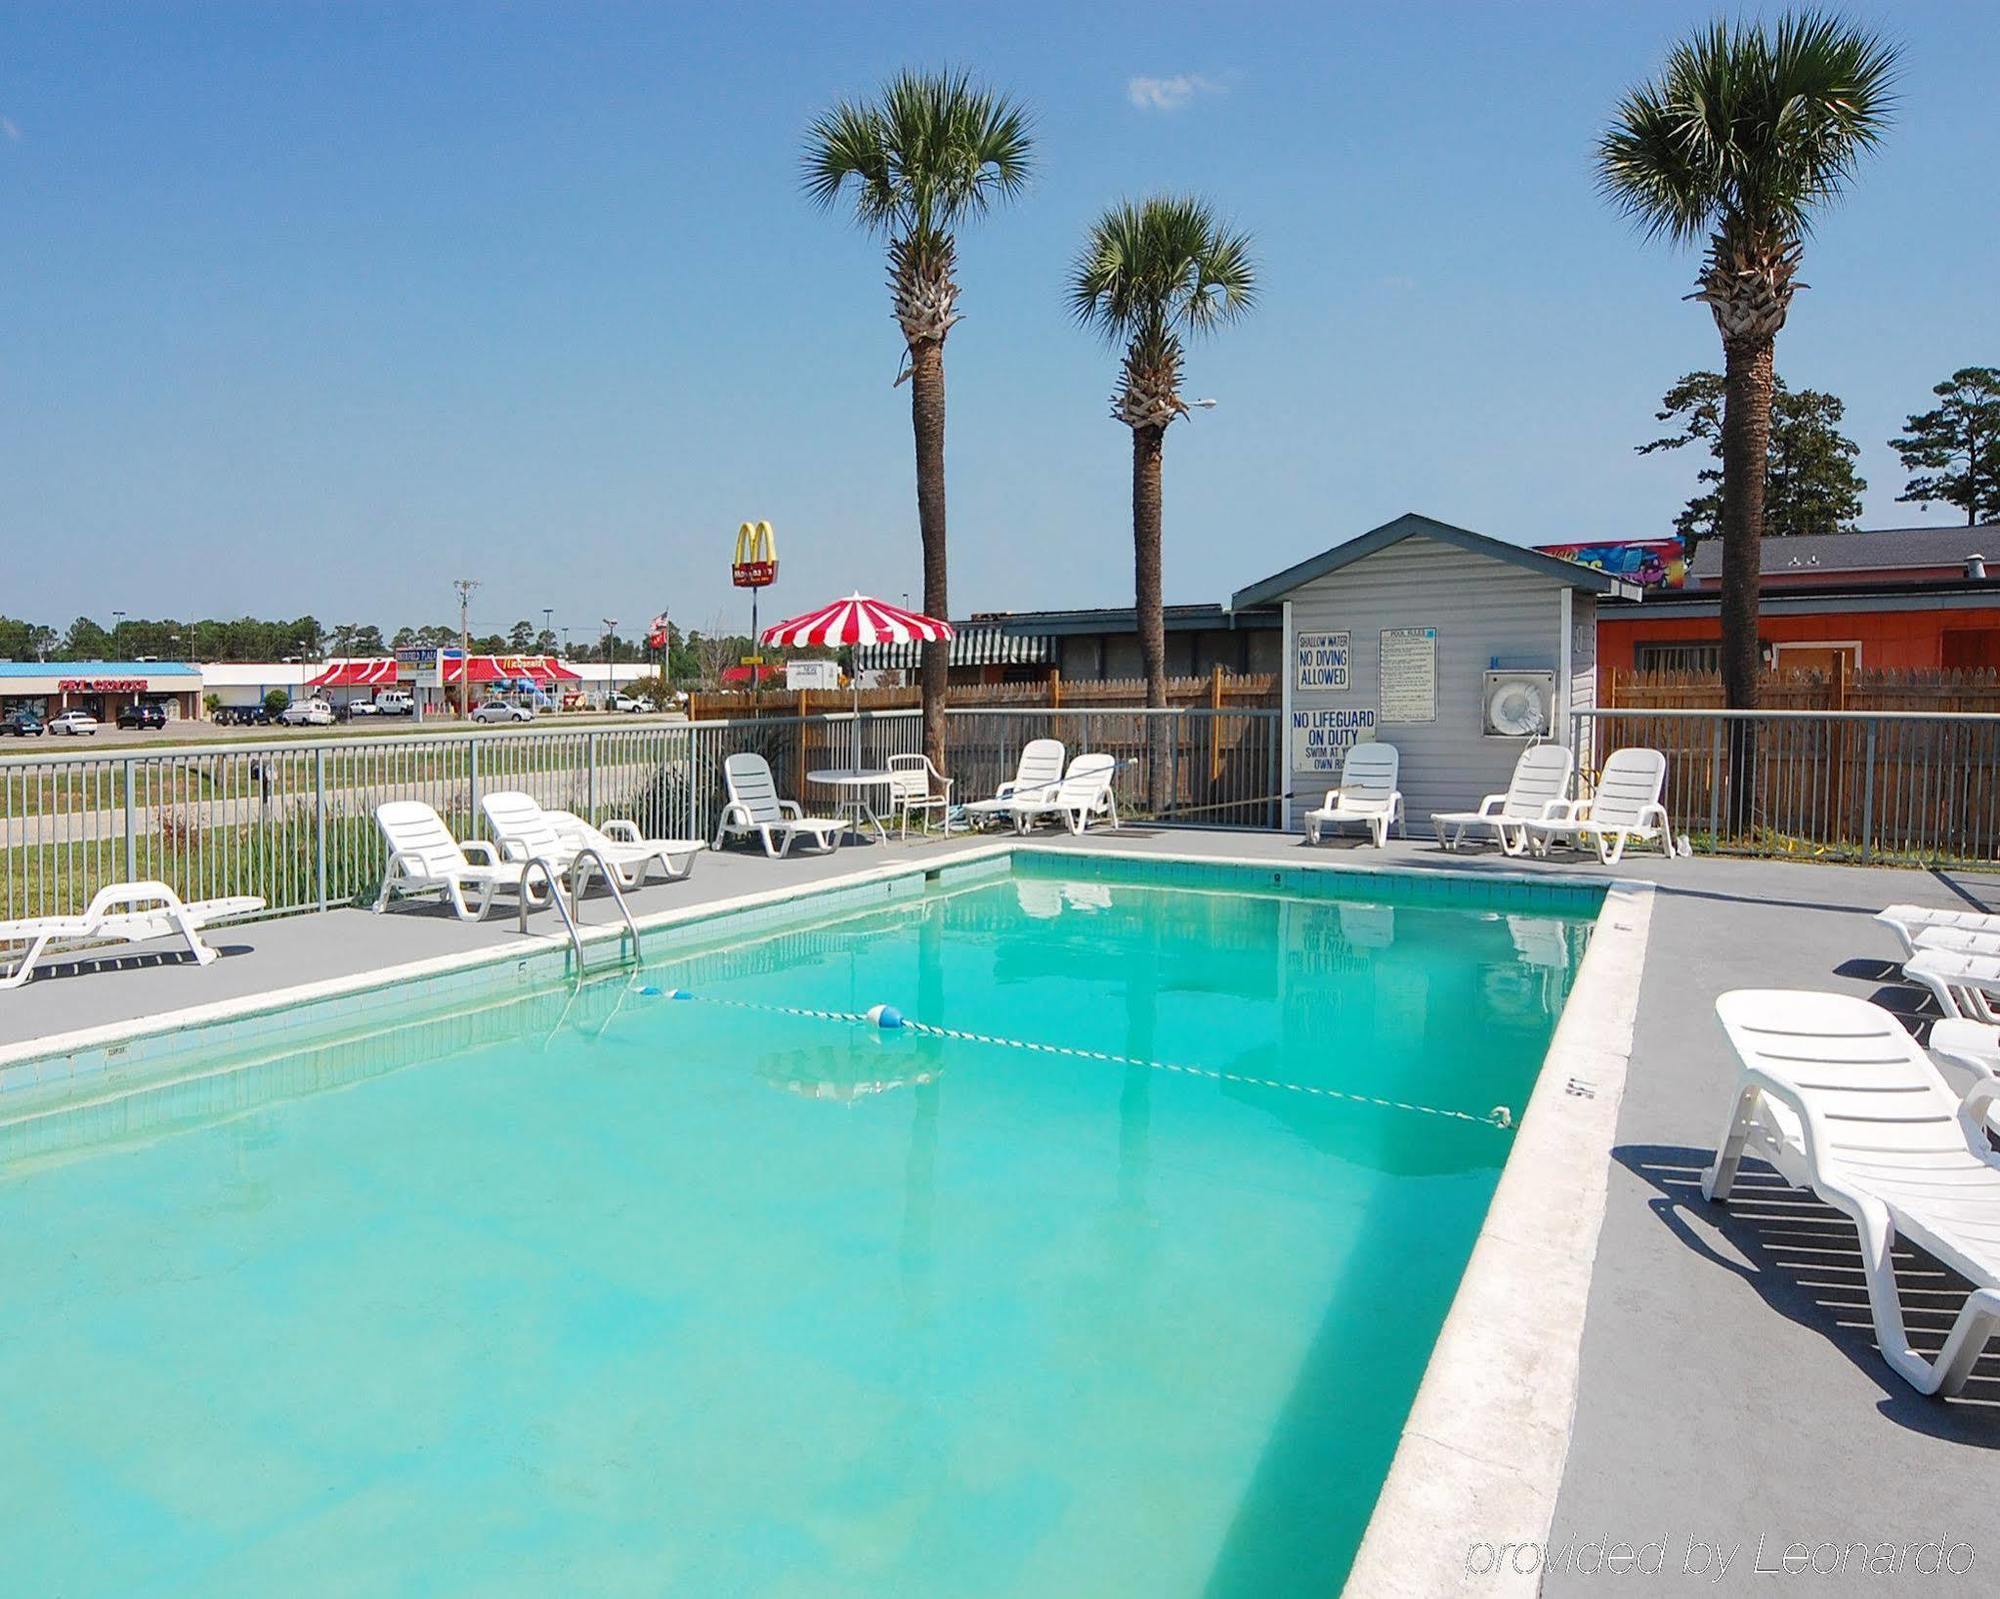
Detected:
[713,753,845,858]
[1930,1018,2000,1081]
[482,792,702,890]
[1703,990,2000,1396]
[1006,753,1119,835]
[1304,743,1403,847]
[1876,902,2000,958]
[1901,947,2000,1024]
[964,738,1066,828]
[373,800,550,922]
[884,754,954,838]
[546,808,703,887]
[0,882,264,990]
[1522,747,1671,864]
[1430,743,1573,855]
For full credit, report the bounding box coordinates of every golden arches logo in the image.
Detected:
[732,520,777,588]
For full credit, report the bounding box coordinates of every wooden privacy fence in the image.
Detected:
[1605,665,2000,714]
[1573,706,2000,861]
[686,669,1278,722]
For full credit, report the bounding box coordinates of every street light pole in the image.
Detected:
[453,578,480,718]
[603,618,618,708]
[543,607,554,654]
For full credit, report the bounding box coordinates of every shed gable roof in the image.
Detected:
[1229,512,1639,610]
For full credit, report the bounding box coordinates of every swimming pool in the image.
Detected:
[0,855,1600,1597]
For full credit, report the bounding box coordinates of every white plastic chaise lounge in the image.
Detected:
[373,800,551,922]
[0,881,264,990]
[1304,742,1403,848]
[1704,989,2000,1397]
[547,809,703,886]
[480,792,703,888]
[713,753,846,858]
[963,738,1066,829]
[1430,743,1573,855]
[1876,902,2000,958]
[1522,747,1672,865]
[1900,937,2000,1024]
[1006,753,1119,836]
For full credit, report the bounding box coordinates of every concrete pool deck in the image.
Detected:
[2,825,1995,1593]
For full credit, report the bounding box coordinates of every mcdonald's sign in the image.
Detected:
[732,520,777,589]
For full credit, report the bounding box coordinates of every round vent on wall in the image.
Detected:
[1483,670,1555,737]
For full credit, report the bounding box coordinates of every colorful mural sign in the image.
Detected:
[1537,539,1687,590]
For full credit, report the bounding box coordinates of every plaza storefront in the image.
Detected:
[0,661,204,722]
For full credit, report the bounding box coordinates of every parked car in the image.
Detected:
[279,698,336,727]
[472,699,534,724]
[2,710,45,737]
[117,702,168,730]
[612,694,655,714]
[373,689,415,716]
[48,710,99,736]
[344,699,381,719]
[214,704,270,727]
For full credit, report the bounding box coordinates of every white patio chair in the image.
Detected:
[1902,943,2000,1025]
[1006,753,1119,836]
[885,754,953,839]
[963,738,1066,828]
[1521,747,1671,864]
[373,800,550,922]
[1430,743,1573,855]
[0,881,265,990]
[713,753,845,858]
[1704,990,2000,1396]
[1303,743,1403,847]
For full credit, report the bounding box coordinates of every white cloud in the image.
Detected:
[0,117,20,142]
[1126,74,1222,113]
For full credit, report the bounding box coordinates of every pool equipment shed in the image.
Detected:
[1229,513,1640,830]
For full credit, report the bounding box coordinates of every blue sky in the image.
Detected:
[3,1,1995,641]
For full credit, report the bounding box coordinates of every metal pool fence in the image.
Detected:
[1571,706,2000,863]
[0,707,1282,923]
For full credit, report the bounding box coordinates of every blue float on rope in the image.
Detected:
[637,985,662,997]
[866,1004,905,1030]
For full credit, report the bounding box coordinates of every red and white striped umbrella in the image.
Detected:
[760,593,955,649]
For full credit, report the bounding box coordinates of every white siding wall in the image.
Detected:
[1284,536,1567,826]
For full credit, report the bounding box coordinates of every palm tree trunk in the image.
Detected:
[1719,334,1774,834]
[909,339,949,781]
[1132,422,1170,813]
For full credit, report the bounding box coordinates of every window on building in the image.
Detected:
[1942,629,2000,672]
[1634,641,1722,673]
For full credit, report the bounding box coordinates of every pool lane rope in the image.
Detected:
[639,986,1515,1130]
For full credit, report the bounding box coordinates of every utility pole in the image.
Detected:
[542,607,554,655]
[603,618,618,707]
[454,578,480,718]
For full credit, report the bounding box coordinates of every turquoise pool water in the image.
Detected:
[0,859,1595,1597]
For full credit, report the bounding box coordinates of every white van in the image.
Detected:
[373,689,415,716]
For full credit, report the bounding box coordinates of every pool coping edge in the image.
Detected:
[1341,875,1654,1597]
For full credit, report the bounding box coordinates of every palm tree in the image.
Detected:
[1599,12,1895,825]
[1070,196,1255,811]
[804,70,1033,775]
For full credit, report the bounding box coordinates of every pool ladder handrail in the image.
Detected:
[516,846,643,977]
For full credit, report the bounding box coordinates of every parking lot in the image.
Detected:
[1,710,676,749]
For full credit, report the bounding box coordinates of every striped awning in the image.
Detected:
[853,627,1055,671]
[761,593,955,648]
[439,655,583,685]
[308,657,399,688]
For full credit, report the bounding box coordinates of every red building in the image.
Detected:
[1590,524,2000,675]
